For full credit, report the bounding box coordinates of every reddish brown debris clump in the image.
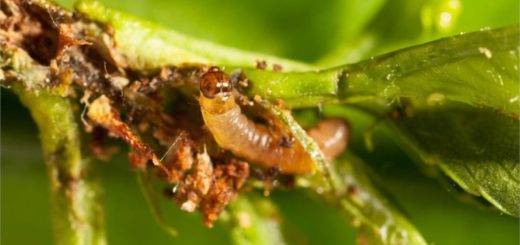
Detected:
[272,63,283,72]
[198,159,249,226]
[87,95,166,172]
[173,152,250,226]
[255,59,267,69]
[87,91,252,227]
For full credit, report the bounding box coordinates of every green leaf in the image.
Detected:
[338,25,519,118]
[387,101,520,216]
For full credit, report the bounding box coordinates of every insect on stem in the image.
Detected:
[198,67,350,176]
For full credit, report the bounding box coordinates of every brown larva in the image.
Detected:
[199,67,349,174]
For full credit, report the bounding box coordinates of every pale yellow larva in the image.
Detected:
[199,67,349,174]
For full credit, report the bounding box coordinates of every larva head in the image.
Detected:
[201,67,232,99]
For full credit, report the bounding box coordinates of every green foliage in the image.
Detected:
[390,102,519,216]
[3,0,519,244]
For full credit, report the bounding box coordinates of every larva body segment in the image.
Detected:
[199,67,349,174]
[307,118,349,161]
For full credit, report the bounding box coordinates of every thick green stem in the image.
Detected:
[243,26,519,115]
[13,86,106,245]
[75,0,312,72]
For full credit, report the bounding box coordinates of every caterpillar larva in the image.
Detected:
[199,67,349,174]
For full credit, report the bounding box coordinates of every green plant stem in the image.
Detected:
[75,0,312,72]
[2,29,106,243]
[13,86,106,245]
[242,26,519,114]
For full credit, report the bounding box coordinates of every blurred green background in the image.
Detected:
[2,0,519,244]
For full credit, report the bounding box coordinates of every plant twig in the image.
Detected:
[75,0,313,72]
[2,36,106,245]
[241,26,519,114]
[13,86,106,245]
